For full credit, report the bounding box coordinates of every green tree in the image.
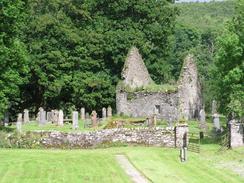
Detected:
[0,0,29,119]
[22,0,178,114]
[215,0,244,119]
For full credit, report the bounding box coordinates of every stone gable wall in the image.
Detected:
[116,50,202,122]
[121,47,153,89]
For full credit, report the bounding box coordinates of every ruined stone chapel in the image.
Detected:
[116,47,202,122]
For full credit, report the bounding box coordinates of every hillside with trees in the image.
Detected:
[0,0,242,120]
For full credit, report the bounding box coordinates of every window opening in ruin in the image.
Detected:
[155,105,161,114]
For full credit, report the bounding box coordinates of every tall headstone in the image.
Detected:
[16,113,22,133]
[211,100,217,115]
[52,110,59,124]
[153,114,157,126]
[91,110,98,128]
[47,112,52,122]
[213,113,220,131]
[39,108,46,125]
[58,110,64,126]
[4,112,9,127]
[107,106,112,117]
[72,111,79,129]
[80,108,85,120]
[85,112,90,119]
[102,107,107,119]
[23,109,30,123]
[199,109,206,123]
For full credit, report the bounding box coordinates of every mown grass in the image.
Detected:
[0,146,243,183]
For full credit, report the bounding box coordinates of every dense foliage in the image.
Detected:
[1,0,178,119]
[0,0,29,119]
[0,0,242,121]
[215,0,244,119]
[173,1,235,111]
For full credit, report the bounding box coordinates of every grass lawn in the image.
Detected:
[0,146,243,183]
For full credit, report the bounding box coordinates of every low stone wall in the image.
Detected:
[14,125,188,149]
[38,128,175,148]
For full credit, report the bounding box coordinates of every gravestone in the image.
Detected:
[84,112,91,128]
[211,100,217,115]
[4,112,9,127]
[107,106,112,117]
[16,113,22,133]
[102,107,107,119]
[23,109,30,123]
[199,109,206,131]
[213,113,220,131]
[91,111,98,128]
[85,112,89,119]
[47,112,52,122]
[39,108,46,125]
[80,108,85,120]
[72,111,79,129]
[146,115,157,128]
[58,110,64,126]
[52,110,59,124]
[153,114,157,126]
[199,109,206,123]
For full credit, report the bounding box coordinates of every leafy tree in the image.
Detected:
[22,0,178,114]
[0,0,29,119]
[215,0,244,119]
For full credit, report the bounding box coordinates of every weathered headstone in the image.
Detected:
[80,108,85,120]
[16,113,22,133]
[52,110,59,124]
[4,112,9,127]
[153,114,157,126]
[213,113,220,131]
[39,108,46,125]
[211,100,217,115]
[102,107,107,119]
[199,109,206,131]
[91,110,98,128]
[23,109,30,123]
[47,112,52,122]
[72,111,79,129]
[107,106,112,117]
[199,109,206,123]
[58,110,64,126]
[85,112,89,119]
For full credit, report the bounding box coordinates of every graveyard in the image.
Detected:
[1,0,244,182]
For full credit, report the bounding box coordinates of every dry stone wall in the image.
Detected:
[11,126,188,149]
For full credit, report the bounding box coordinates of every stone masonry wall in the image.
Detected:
[16,126,188,149]
[116,49,202,122]
[116,91,179,122]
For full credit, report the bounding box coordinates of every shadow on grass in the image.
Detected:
[0,125,15,132]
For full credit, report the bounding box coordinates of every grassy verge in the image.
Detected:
[0,146,243,183]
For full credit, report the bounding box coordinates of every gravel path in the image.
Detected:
[116,154,149,183]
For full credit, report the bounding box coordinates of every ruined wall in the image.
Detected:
[116,91,179,122]
[178,54,202,120]
[121,47,153,89]
[229,121,244,148]
[116,48,202,122]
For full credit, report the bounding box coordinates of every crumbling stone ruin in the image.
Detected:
[116,47,202,122]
